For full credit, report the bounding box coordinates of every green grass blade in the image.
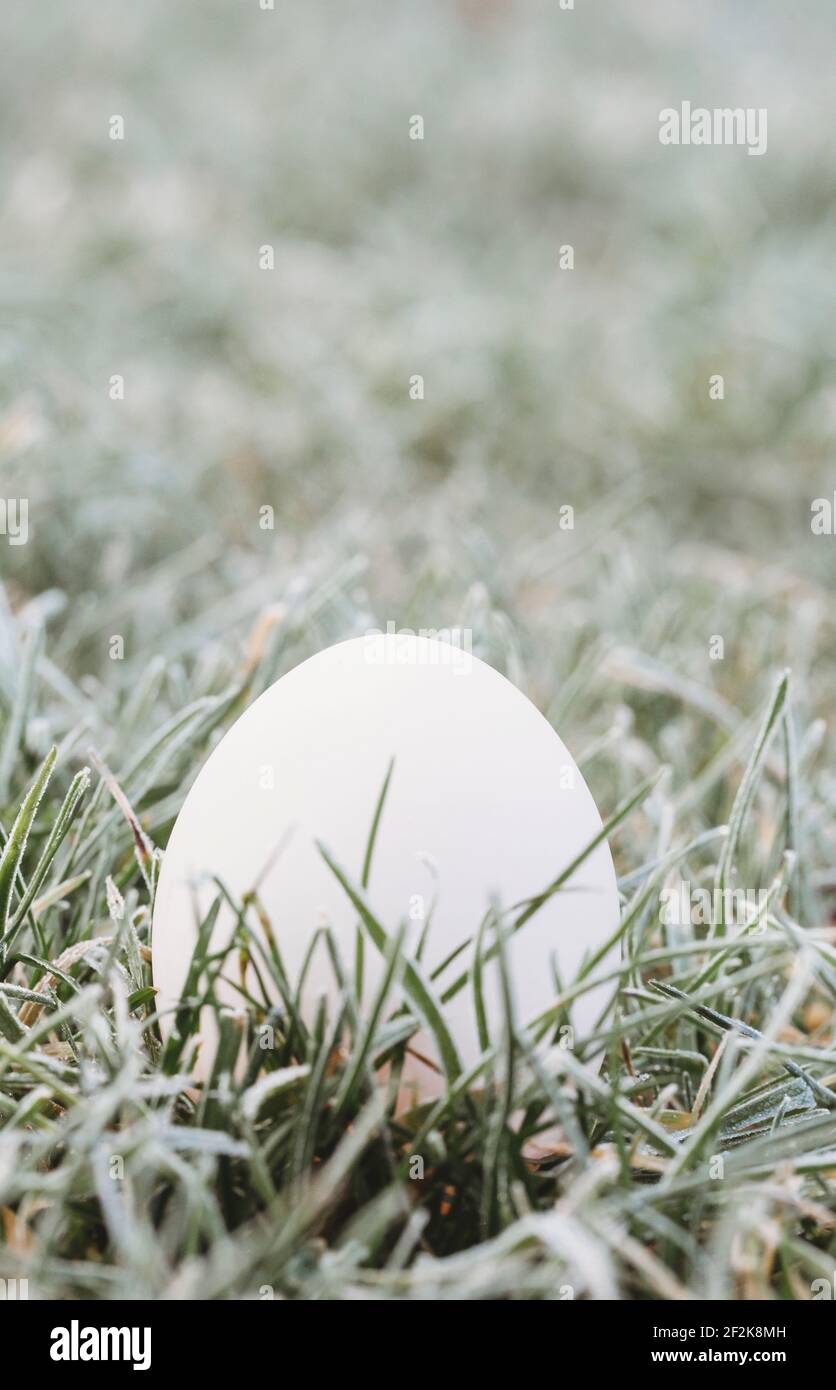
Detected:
[356,756,395,1002]
[713,670,789,934]
[0,624,44,805]
[0,745,56,947]
[318,842,463,1084]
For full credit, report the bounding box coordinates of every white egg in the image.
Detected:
[152,633,620,1097]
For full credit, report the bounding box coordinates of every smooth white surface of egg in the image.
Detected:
[152,633,620,1095]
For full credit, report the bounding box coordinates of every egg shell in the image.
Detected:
[152,633,620,1093]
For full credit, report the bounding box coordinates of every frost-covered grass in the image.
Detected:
[0,0,835,1300]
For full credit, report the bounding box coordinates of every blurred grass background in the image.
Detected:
[3,0,835,654]
[3,0,835,844]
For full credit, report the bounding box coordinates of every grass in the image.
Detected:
[1,0,835,1301]
[0,655,834,1301]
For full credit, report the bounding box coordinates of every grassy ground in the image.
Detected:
[0,0,835,1299]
